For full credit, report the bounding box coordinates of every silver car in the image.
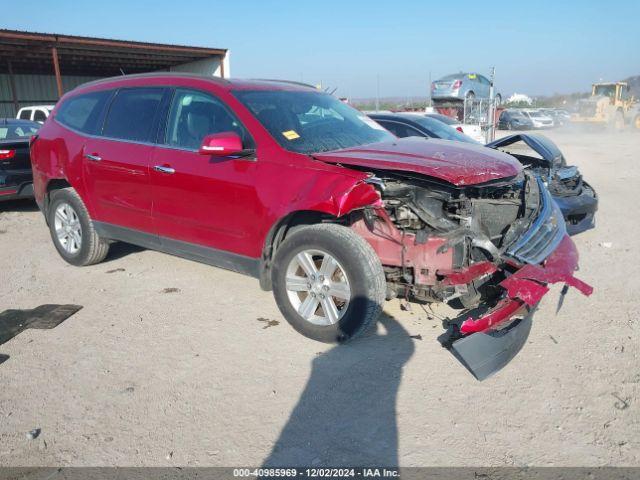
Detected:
[431,72,498,102]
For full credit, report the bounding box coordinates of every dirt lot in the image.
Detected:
[0,128,639,467]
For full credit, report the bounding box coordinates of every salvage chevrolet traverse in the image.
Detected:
[31,74,592,379]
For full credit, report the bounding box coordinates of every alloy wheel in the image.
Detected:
[285,249,351,326]
[54,202,82,254]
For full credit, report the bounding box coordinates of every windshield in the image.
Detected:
[0,123,40,140]
[509,110,526,118]
[593,84,616,97]
[410,115,479,144]
[233,90,394,154]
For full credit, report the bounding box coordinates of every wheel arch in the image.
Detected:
[259,209,342,291]
[41,178,73,223]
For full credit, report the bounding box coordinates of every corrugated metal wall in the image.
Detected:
[0,74,102,118]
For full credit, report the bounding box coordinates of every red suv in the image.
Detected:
[31,73,591,379]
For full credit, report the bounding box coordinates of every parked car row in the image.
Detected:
[4,73,593,380]
[498,108,571,130]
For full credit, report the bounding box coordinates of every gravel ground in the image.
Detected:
[0,128,638,467]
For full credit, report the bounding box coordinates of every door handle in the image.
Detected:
[154,165,175,174]
[85,154,102,162]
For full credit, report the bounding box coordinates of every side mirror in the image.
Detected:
[199,132,245,157]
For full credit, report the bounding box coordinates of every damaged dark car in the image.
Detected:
[486,134,598,235]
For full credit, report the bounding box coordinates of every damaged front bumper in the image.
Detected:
[444,235,592,380]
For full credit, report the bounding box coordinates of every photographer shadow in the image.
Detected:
[263,312,415,467]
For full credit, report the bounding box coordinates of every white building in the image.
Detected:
[506,93,533,105]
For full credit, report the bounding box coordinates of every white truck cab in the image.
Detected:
[16,105,55,124]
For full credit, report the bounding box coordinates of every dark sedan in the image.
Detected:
[368,113,597,235]
[498,110,534,130]
[0,118,40,200]
[368,112,479,144]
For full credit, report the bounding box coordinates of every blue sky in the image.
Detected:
[3,0,639,98]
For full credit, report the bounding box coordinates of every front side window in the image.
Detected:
[233,90,394,154]
[378,120,424,139]
[102,88,164,142]
[165,89,252,150]
[57,91,112,134]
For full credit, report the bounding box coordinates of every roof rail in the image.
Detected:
[73,72,230,91]
[250,78,317,89]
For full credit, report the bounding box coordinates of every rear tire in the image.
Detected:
[271,224,386,343]
[48,187,109,266]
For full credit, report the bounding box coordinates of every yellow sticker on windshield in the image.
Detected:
[468,73,477,79]
[282,130,300,140]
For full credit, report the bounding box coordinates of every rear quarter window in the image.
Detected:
[57,91,112,134]
[18,109,32,120]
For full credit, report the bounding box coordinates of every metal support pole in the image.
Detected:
[7,60,19,115]
[51,47,63,98]
[487,66,496,143]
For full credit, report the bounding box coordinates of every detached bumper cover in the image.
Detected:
[446,235,592,379]
[451,313,533,381]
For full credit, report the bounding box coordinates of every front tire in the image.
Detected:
[271,224,386,343]
[48,187,109,266]
[611,110,625,131]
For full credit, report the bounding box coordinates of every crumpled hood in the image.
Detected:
[486,133,564,167]
[313,137,522,186]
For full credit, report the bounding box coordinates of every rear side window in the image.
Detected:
[19,109,31,120]
[103,88,164,142]
[378,121,424,139]
[33,110,47,122]
[57,91,111,134]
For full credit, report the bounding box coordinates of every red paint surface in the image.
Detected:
[351,209,453,285]
[460,298,526,334]
[314,137,522,186]
[437,261,498,285]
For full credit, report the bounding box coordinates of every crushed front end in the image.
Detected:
[350,170,592,380]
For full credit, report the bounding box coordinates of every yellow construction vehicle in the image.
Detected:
[571,82,638,130]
